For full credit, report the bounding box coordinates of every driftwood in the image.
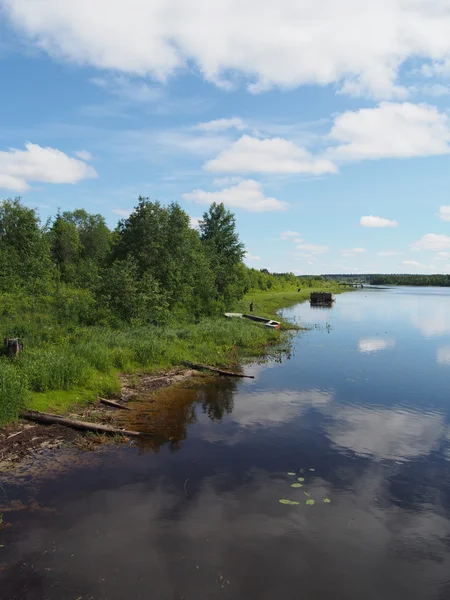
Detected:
[99,397,132,411]
[182,361,254,379]
[21,410,142,437]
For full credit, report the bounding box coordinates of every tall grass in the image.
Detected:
[0,286,345,424]
[0,317,280,424]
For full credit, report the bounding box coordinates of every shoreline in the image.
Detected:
[0,287,344,472]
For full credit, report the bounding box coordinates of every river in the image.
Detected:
[2,286,450,599]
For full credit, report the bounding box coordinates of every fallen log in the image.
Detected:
[182,361,254,379]
[21,410,142,437]
[99,397,132,411]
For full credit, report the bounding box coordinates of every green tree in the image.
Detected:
[98,256,169,324]
[49,213,81,282]
[199,202,246,304]
[0,198,52,293]
[62,209,111,263]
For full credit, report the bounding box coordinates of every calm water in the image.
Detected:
[3,287,450,599]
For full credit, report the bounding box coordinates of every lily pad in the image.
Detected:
[279,499,300,506]
[299,468,305,473]
[298,477,305,482]
[287,472,296,476]
[306,499,315,506]
[291,483,303,488]
[309,468,315,472]
[323,498,331,503]
[304,491,311,497]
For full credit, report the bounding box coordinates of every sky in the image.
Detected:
[1,1,450,274]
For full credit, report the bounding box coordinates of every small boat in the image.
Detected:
[223,312,281,330]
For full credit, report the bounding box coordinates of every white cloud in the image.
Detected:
[328,102,450,161]
[91,74,163,103]
[212,176,242,186]
[183,179,288,212]
[360,215,398,228]
[402,260,422,267]
[296,243,329,254]
[412,233,450,251]
[280,230,300,240]
[411,83,450,97]
[0,142,97,192]
[358,338,395,353]
[7,1,450,99]
[435,251,450,260]
[377,250,403,256]
[196,117,247,132]
[244,252,261,261]
[439,205,450,221]
[342,247,366,256]
[421,59,450,79]
[112,208,132,217]
[204,135,337,175]
[75,150,92,161]
[189,216,202,229]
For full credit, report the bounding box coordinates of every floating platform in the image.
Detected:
[310,292,335,306]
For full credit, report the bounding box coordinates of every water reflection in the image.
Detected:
[327,405,445,461]
[4,287,450,599]
[437,346,450,365]
[358,338,395,353]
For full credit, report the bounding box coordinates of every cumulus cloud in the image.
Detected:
[75,150,92,161]
[411,233,450,251]
[189,216,202,229]
[204,135,337,175]
[244,252,261,261]
[6,1,450,99]
[342,247,366,256]
[280,230,300,240]
[296,243,329,255]
[196,117,247,132]
[327,102,450,161]
[402,260,422,267]
[183,179,288,212]
[112,208,132,217]
[0,142,97,192]
[439,205,450,221]
[377,250,403,256]
[360,215,398,228]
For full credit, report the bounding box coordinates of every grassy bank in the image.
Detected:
[0,285,343,424]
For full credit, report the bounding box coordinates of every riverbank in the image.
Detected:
[0,285,344,465]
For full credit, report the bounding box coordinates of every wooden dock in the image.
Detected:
[310,292,334,306]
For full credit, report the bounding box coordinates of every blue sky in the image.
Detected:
[1,1,450,274]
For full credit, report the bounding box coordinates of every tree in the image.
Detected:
[98,256,169,325]
[62,209,111,263]
[199,202,246,304]
[49,213,81,282]
[0,198,52,293]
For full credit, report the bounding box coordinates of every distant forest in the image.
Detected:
[325,273,450,286]
[368,274,450,286]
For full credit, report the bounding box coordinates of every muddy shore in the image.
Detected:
[0,368,201,472]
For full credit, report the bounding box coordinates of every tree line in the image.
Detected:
[368,274,450,286]
[0,197,302,328]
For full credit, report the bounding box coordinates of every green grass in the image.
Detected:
[0,286,345,424]
[236,284,344,321]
